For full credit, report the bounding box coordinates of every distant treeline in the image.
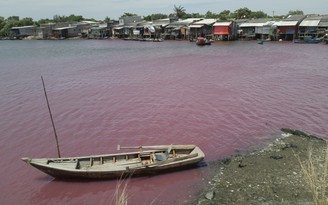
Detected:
[0,6,309,38]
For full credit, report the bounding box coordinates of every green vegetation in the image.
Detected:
[172,5,187,18]
[168,6,269,20]
[120,13,138,18]
[0,16,35,37]
[143,13,168,21]
[288,10,305,15]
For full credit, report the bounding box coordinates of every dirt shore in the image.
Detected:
[196,128,327,205]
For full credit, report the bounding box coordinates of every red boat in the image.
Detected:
[196,37,211,46]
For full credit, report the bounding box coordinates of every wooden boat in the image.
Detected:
[294,37,321,44]
[21,144,205,179]
[257,39,264,44]
[196,37,211,46]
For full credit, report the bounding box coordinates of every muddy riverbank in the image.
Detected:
[196,129,327,205]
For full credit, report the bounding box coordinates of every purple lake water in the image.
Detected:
[0,39,327,204]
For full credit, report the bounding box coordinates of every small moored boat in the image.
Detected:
[196,37,211,46]
[22,144,205,179]
[294,36,321,44]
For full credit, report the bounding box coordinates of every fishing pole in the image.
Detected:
[41,76,61,158]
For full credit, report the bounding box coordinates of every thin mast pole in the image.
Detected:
[41,76,61,158]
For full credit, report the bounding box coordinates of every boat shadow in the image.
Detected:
[28,162,208,204]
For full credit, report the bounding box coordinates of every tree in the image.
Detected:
[233,7,252,19]
[0,25,10,37]
[7,16,20,22]
[184,13,204,18]
[218,10,231,20]
[0,16,21,37]
[121,13,137,18]
[173,5,186,18]
[53,14,84,23]
[288,10,304,15]
[250,11,268,19]
[205,11,220,19]
[104,16,111,22]
[67,14,83,22]
[38,18,53,25]
[0,16,5,31]
[53,14,64,23]
[143,13,168,21]
[84,18,97,22]
[152,13,168,20]
[20,17,34,26]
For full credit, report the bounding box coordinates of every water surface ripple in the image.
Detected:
[0,40,327,204]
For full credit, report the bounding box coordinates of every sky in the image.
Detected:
[1,0,327,21]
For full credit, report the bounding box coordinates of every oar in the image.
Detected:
[117,145,169,151]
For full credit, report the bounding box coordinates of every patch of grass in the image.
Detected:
[296,144,328,205]
[111,173,132,205]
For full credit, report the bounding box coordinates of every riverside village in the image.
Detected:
[4,10,328,44]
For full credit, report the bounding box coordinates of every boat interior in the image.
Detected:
[46,146,197,170]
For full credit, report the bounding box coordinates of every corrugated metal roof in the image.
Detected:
[179,18,203,24]
[239,22,266,27]
[273,21,298,26]
[321,15,328,20]
[165,25,179,29]
[246,18,273,23]
[12,25,36,29]
[319,22,328,27]
[304,16,322,20]
[189,25,203,28]
[284,15,306,21]
[168,18,203,27]
[263,21,275,26]
[193,19,216,25]
[300,20,320,27]
[213,22,232,26]
[53,26,76,30]
[234,19,248,23]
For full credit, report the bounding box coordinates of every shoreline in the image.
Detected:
[196,128,327,205]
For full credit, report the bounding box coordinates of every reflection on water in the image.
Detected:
[30,166,206,205]
[0,40,327,204]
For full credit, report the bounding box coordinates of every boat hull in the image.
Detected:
[22,145,205,179]
[294,38,321,44]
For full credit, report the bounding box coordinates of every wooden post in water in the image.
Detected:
[41,76,61,158]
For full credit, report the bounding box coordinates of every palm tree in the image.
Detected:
[173,5,186,19]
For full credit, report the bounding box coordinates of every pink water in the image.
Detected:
[0,40,327,204]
